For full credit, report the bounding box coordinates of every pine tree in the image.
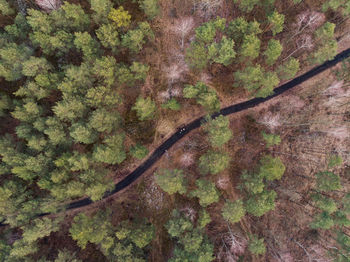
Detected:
[203,115,233,148]
[264,39,282,66]
[315,171,341,192]
[222,199,246,224]
[139,0,160,20]
[277,57,300,80]
[96,23,120,53]
[0,0,15,15]
[108,6,131,28]
[258,155,285,181]
[130,144,149,159]
[198,150,230,175]
[155,169,187,195]
[90,0,113,24]
[262,132,281,148]
[248,235,266,255]
[190,179,220,207]
[268,10,285,36]
[245,189,277,217]
[132,96,156,121]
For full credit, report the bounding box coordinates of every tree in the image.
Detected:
[21,217,61,243]
[109,6,131,28]
[234,65,262,92]
[162,98,181,110]
[328,154,343,168]
[154,169,187,195]
[129,219,154,248]
[240,171,265,194]
[139,0,160,19]
[90,0,113,24]
[0,0,15,15]
[88,108,121,133]
[198,150,230,175]
[262,132,281,148]
[130,144,149,159]
[55,249,82,262]
[203,115,233,148]
[121,22,154,53]
[258,155,285,181]
[190,179,220,207]
[268,10,285,36]
[93,134,126,164]
[245,189,277,217]
[310,211,334,229]
[240,34,261,59]
[198,209,211,229]
[248,235,266,255]
[165,210,193,237]
[70,211,113,249]
[132,96,156,121]
[183,82,220,112]
[74,32,100,59]
[22,56,52,77]
[277,57,300,80]
[312,193,338,214]
[233,0,260,12]
[226,17,261,43]
[0,43,32,81]
[315,171,341,192]
[208,36,236,66]
[180,229,204,253]
[69,122,98,144]
[309,39,337,65]
[59,2,90,32]
[185,42,209,70]
[264,39,282,66]
[222,199,246,224]
[96,23,120,53]
[0,94,12,117]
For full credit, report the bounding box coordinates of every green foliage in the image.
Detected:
[155,168,187,195]
[130,144,149,159]
[55,249,82,262]
[70,211,113,249]
[74,32,100,59]
[90,0,113,24]
[262,132,281,148]
[277,57,300,80]
[190,179,220,207]
[245,189,277,217]
[233,0,260,12]
[203,115,233,148]
[258,155,285,181]
[268,11,285,36]
[208,36,236,66]
[0,94,12,117]
[96,23,120,53]
[0,0,15,15]
[0,43,32,81]
[129,220,155,248]
[185,42,209,70]
[240,34,261,59]
[93,133,126,164]
[121,22,154,53]
[248,235,266,255]
[310,211,334,229]
[315,171,341,192]
[198,150,230,175]
[333,211,350,226]
[165,210,193,237]
[322,0,350,16]
[222,199,246,224]
[264,39,282,66]
[198,209,211,229]
[180,229,204,253]
[70,121,98,144]
[226,17,261,43]
[240,170,265,194]
[108,6,131,28]
[195,19,220,44]
[139,0,160,19]
[312,193,338,213]
[88,108,121,133]
[21,217,61,243]
[60,2,90,32]
[162,98,181,110]
[132,96,156,121]
[328,154,343,168]
[183,82,220,112]
[234,65,279,98]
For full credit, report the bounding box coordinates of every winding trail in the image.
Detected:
[2,48,350,227]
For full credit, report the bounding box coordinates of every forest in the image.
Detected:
[0,0,349,261]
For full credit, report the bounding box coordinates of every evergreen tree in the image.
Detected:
[0,0,15,15]
[139,0,160,19]
[258,155,285,181]
[245,189,277,217]
[90,0,113,24]
[240,170,265,195]
[130,144,149,159]
[96,23,120,53]
[262,132,281,148]
[277,57,300,80]
[108,6,131,28]
[198,150,230,175]
[132,96,156,121]
[165,210,193,238]
[222,199,246,224]
[183,82,220,112]
[264,39,282,66]
[233,0,260,12]
[240,34,261,59]
[198,209,211,229]
[208,36,236,66]
[310,211,334,229]
[162,98,181,111]
[203,115,233,148]
[69,121,98,144]
[155,168,187,195]
[268,10,285,36]
[248,235,266,255]
[312,193,338,214]
[190,179,220,207]
[315,171,341,192]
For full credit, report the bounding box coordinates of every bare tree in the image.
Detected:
[193,0,223,18]
[290,11,325,40]
[35,0,61,11]
[258,113,281,131]
[283,34,313,61]
[172,17,195,50]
